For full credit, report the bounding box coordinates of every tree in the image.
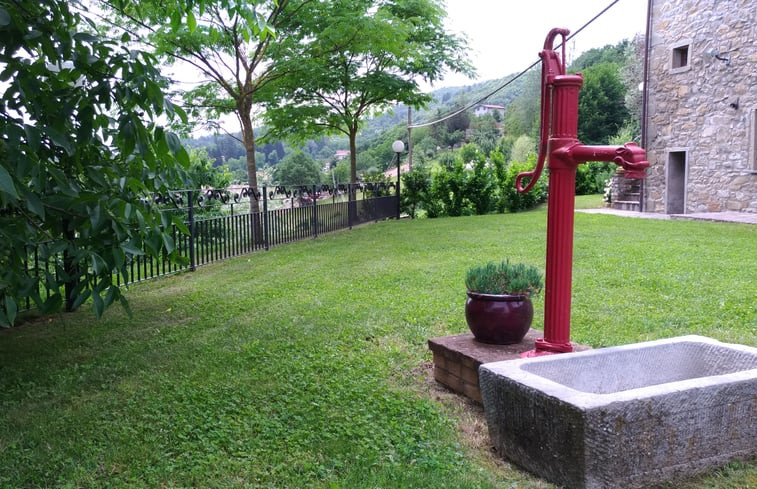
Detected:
[108,0,299,211]
[577,62,629,145]
[188,148,233,189]
[263,0,473,183]
[510,134,536,163]
[569,40,629,71]
[503,68,540,140]
[273,151,321,185]
[619,35,645,140]
[470,114,500,156]
[0,0,190,325]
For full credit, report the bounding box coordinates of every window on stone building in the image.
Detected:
[671,41,691,72]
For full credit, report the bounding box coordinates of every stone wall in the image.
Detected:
[644,0,756,213]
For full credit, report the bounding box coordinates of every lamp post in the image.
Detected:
[392,140,405,220]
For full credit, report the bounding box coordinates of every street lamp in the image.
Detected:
[392,140,405,219]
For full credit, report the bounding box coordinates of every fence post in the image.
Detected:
[348,183,354,230]
[188,190,196,271]
[312,184,318,238]
[263,186,269,251]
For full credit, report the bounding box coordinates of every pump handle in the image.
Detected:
[516,28,569,194]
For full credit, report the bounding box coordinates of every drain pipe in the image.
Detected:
[640,0,653,212]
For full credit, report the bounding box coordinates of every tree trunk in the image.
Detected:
[348,126,359,223]
[240,108,263,245]
[349,127,358,184]
[241,116,260,214]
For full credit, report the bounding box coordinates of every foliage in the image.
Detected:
[469,114,500,156]
[429,104,471,150]
[464,147,494,215]
[577,62,630,145]
[400,165,431,219]
[0,0,190,325]
[569,40,630,71]
[509,134,536,163]
[330,160,351,184]
[110,0,287,203]
[188,148,232,189]
[576,162,616,196]
[502,68,540,140]
[263,0,473,183]
[273,151,322,186]
[500,155,548,212]
[619,35,646,141]
[465,260,543,297]
[490,149,509,213]
[2,211,754,487]
[428,157,469,217]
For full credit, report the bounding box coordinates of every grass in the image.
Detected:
[1,201,755,488]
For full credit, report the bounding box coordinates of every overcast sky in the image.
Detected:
[428,0,648,89]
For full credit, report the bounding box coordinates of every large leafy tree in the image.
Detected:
[577,62,629,145]
[273,151,321,185]
[0,0,191,325]
[264,0,473,183]
[106,0,304,210]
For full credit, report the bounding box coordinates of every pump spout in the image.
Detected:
[563,142,649,179]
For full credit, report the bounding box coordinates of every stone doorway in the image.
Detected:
[666,151,687,214]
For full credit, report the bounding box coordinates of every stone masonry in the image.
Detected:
[644,0,756,214]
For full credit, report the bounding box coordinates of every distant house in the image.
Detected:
[334,150,350,160]
[473,104,506,118]
[640,0,756,214]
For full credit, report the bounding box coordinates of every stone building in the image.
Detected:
[642,0,756,214]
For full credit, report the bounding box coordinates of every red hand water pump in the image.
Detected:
[519,28,649,357]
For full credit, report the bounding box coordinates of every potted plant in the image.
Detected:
[465,260,543,344]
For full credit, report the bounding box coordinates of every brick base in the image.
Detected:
[428,331,591,403]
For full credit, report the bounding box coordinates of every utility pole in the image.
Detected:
[407,107,413,171]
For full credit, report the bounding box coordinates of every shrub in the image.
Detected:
[501,155,548,212]
[576,161,616,195]
[428,159,469,217]
[401,165,431,218]
[464,147,494,215]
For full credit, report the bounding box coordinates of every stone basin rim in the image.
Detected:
[479,335,757,408]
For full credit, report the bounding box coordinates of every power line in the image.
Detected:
[408,61,539,129]
[407,0,623,129]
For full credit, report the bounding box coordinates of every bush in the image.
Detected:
[466,152,494,215]
[501,155,548,212]
[576,161,616,195]
[401,165,431,218]
[428,159,469,217]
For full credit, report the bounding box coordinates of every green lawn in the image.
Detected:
[1,204,755,488]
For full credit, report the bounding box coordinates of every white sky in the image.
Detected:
[428,0,648,89]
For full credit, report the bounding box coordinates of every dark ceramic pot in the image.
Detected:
[464,291,533,344]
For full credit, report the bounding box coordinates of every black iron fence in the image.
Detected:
[17,183,398,313]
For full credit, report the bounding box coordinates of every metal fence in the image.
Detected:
[18,183,398,312]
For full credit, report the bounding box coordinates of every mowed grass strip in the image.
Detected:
[1,202,755,488]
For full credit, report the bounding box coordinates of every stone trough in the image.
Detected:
[479,335,757,489]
